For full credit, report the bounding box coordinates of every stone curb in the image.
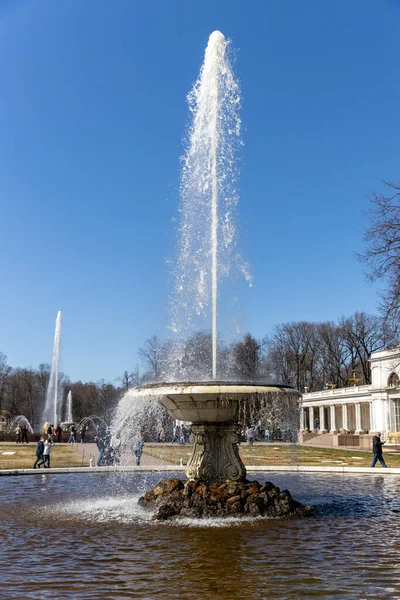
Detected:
[1,465,400,476]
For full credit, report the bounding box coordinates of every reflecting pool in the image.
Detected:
[2,472,400,599]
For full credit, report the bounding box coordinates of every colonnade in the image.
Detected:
[300,401,372,434]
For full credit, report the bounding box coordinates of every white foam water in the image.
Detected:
[65,390,73,422]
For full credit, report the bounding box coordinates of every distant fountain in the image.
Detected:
[42,311,62,426]
[65,390,73,422]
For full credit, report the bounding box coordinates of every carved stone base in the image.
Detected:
[186,423,246,482]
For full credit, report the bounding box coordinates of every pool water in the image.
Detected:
[1,472,400,599]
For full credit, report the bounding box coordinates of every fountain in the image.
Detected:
[122,31,313,520]
[0,29,393,600]
[42,311,62,427]
[65,390,73,423]
[8,415,34,433]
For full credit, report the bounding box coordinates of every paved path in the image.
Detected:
[0,441,175,467]
[74,442,174,466]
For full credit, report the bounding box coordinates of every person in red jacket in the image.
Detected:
[55,424,62,443]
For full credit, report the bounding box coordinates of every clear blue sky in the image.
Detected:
[1,0,399,382]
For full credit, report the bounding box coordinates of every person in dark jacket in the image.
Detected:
[95,436,105,466]
[371,432,388,468]
[21,425,29,444]
[33,437,45,468]
[80,425,87,443]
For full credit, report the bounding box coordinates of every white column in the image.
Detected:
[300,407,305,431]
[355,402,363,434]
[319,405,327,433]
[369,401,374,433]
[308,406,314,431]
[373,398,389,433]
[330,404,338,434]
[385,399,390,433]
[342,403,348,432]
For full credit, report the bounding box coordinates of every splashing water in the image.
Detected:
[110,389,167,462]
[8,415,34,433]
[65,390,73,422]
[170,30,251,380]
[42,311,62,426]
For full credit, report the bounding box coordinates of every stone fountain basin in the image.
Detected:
[133,382,300,423]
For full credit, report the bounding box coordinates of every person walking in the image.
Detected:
[21,425,29,444]
[38,438,53,468]
[179,426,187,445]
[68,424,76,444]
[132,432,144,466]
[33,437,45,468]
[80,424,87,443]
[15,425,21,444]
[95,435,105,466]
[371,432,388,468]
[172,425,180,444]
[247,427,255,445]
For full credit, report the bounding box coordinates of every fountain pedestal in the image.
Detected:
[133,381,301,482]
[133,382,315,520]
[187,423,246,482]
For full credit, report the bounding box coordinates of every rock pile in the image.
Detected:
[138,478,316,521]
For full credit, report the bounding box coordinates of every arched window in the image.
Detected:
[388,372,399,387]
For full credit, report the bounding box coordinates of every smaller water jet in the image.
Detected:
[8,415,34,434]
[65,390,73,422]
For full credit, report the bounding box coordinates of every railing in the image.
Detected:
[302,384,371,402]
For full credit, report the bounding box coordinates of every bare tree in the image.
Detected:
[97,379,121,423]
[0,353,11,412]
[268,322,322,392]
[36,363,51,412]
[358,181,400,334]
[231,334,266,380]
[118,370,135,391]
[317,322,351,388]
[15,368,40,425]
[138,336,165,381]
[0,352,11,386]
[339,312,393,384]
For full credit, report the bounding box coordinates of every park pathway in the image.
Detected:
[74,442,175,467]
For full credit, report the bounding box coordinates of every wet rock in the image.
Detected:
[139,478,316,521]
[226,494,241,505]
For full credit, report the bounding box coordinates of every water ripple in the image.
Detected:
[2,472,400,599]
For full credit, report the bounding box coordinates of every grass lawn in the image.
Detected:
[143,443,400,468]
[1,442,399,471]
[0,443,84,470]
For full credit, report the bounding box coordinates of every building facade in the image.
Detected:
[301,347,400,443]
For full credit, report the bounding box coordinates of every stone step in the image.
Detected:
[300,433,335,448]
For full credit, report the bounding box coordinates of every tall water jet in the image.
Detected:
[171,30,250,380]
[65,390,73,422]
[42,311,62,426]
